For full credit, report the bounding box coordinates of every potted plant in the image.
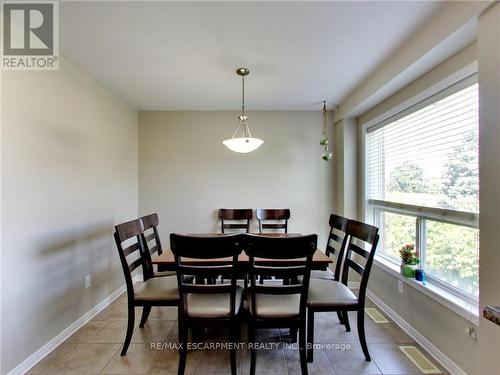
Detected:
[399,244,419,278]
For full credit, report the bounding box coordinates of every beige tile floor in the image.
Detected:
[27,293,449,375]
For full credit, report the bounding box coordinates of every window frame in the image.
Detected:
[362,73,480,312]
[371,200,479,305]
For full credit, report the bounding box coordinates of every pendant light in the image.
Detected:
[223,68,264,153]
[320,101,333,161]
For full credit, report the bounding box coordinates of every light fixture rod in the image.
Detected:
[241,74,245,117]
[244,121,252,138]
[230,120,243,138]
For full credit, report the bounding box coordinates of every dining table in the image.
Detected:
[152,233,330,342]
[152,233,332,270]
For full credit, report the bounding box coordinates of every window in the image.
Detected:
[365,76,479,301]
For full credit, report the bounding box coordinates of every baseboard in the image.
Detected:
[7,276,142,375]
[367,289,467,375]
[7,279,465,375]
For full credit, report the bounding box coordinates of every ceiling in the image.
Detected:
[60,1,447,111]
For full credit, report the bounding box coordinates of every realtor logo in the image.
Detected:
[2,1,59,70]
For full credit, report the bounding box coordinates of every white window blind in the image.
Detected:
[366,80,479,214]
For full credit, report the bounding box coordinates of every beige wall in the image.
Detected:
[139,111,335,247]
[358,42,477,129]
[368,267,479,373]
[478,3,500,374]
[336,1,491,119]
[334,118,358,219]
[352,44,481,374]
[0,58,138,373]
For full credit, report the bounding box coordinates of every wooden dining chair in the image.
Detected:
[256,208,291,233]
[245,234,318,375]
[114,219,179,356]
[218,208,253,233]
[140,213,176,279]
[170,233,244,375]
[310,214,348,281]
[306,220,379,362]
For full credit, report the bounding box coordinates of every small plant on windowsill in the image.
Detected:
[399,244,419,278]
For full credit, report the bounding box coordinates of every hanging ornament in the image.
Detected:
[320,101,333,161]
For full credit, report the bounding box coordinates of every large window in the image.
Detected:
[365,76,479,300]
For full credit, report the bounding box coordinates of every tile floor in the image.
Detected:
[28,293,449,375]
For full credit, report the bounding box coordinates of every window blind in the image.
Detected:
[366,81,479,214]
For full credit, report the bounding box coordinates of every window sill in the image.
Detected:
[372,256,479,326]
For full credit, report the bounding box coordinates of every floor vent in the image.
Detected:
[365,307,389,323]
[399,345,442,374]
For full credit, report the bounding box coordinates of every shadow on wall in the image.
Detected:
[26,221,120,329]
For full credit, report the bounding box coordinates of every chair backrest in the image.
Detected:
[114,219,146,299]
[244,234,318,319]
[326,214,349,281]
[170,233,243,319]
[218,208,253,233]
[256,208,291,233]
[340,220,379,305]
[140,213,163,280]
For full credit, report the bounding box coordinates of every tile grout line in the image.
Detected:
[98,345,121,375]
[8,280,135,375]
[320,347,338,375]
[367,291,466,375]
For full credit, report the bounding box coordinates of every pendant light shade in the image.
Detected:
[223,138,264,153]
[223,68,263,153]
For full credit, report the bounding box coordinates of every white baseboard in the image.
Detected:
[7,276,142,375]
[367,290,467,375]
[7,278,465,375]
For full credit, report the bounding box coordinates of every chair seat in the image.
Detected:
[307,279,358,307]
[187,286,243,318]
[247,293,300,319]
[154,270,176,277]
[134,275,179,302]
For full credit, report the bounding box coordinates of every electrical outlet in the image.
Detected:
[85,274,92,288]
[465,325,477,340]
[397,280,404,294]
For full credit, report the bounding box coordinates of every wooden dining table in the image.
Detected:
[152,233,332,270]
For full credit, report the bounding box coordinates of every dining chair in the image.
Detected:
[310,214,348,281]
[306,220,379,362]
[256,208,291,233]
[254,208,291,284]
[170,233,244,375]
[140,213,176,279]
[218,208,253,233]
[245,234,318,375]
[114,219,179,355]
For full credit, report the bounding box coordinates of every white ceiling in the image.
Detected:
[60,1,446,111]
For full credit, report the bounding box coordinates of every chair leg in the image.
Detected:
[139,305,152,328]
[343,311,351,332]
[357,308,371,361]
[307,310,314,362]
[248,323,257,375]
[299,323,308,375]
[121,304,135,356]
[290,328,298,343]
[336,311,343,324]
[178,320,188,375]
[230,322,238,375]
